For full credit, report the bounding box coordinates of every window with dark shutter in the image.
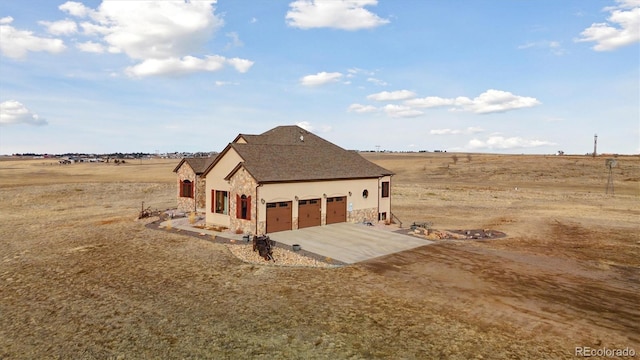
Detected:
[181,180,193,198]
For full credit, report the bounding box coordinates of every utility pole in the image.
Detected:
[593,134,598,158]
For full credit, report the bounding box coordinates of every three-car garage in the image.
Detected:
[265,196,347,233]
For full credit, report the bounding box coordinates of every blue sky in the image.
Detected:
[0,0,638,155]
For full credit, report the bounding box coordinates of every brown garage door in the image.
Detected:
[326,196,347,225]
[266,201,292,233]
[298,199,321,229]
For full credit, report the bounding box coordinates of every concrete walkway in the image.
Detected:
[269,223,433,264]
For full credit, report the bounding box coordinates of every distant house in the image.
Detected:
[173,156,217,213]
[194,125,394,235]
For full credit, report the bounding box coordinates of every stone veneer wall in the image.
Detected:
[195,176,206,210]
[176,164,195,213]
[228,167,258,235]
[348,207,378,224]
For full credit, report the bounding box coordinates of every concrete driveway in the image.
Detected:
[269,223,433,264]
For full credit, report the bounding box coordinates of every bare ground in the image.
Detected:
[0,155,638,359]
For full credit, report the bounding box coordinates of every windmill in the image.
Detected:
[605,158,617,195]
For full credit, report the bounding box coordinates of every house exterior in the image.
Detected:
[173,156,217,213]
[197,125,394,235]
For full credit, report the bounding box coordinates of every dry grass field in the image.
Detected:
[1,153,638,359]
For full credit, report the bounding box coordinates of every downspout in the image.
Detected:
[377,176,381,222]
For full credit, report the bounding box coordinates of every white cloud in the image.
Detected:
[366,77,388,86]
[467,136,554,150]
[383,104,423,118]
[76,41,105,53]
[406,90,540,114]
[227,58,254,73]
[405,96,456,108]
[56,1,253,77]
[59,1,92,18]
[296,121,332,132]
[467,126,485,134]
[367,90,416,101]
[225,32,243,49]
[0,18,66,59]
[286,0,389,30]
[430,129,461,135]
[39,19,77,35]
[300,71,343,86]
[0,100,47,126]
[125,55,227,78]
[348,103,378,113]
[576,0,640,51]
[460,90,541,114]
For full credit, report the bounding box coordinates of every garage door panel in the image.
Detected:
[298,198,321,229]
[326,196,346,225]
[266,201,292,233]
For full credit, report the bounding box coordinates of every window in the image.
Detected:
[215,190,228,214]
[236,194,251,220]
[180,180,193,198]
[381,181,390,198]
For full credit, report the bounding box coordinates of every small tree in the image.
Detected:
[451,154,459,165]
[466,153,472,162]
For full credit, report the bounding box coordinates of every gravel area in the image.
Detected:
[226,243,338,268]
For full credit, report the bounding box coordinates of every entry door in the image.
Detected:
[325,196,347,225]
[298,199,321,229]
[266,201,292,233]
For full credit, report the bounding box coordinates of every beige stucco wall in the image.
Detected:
[254,178,386,234]
[378,175,392,222]
[204,148,244,227]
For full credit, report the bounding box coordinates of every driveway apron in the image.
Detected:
[269,222,433,264]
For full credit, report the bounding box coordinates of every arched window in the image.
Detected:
[180,180,193,198]
[236,194,251,220]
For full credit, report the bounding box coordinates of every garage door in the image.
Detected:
[298,199,321,229]
[326,196,347,225]
[266,201,292,233]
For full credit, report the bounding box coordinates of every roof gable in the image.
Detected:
[173,156,217,174]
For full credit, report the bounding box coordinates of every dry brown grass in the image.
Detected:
[0,155,638,359]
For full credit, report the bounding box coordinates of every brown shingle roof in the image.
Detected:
[173,156,217,174]
[224,126,393,183]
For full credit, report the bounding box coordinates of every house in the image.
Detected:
[197,125,394,235]
[173,156,217,213]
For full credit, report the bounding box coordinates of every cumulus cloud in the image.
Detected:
[383,104,423,118]
[300,71,343,86]
[286,0,389,30]
[296,121,332,132]
[76,41,105,53]
[39,19,78,35]
[406,90,541,114]
[59,1,92,18]
[0,17,66,59]
[576,0,640,51]
[367,90,416,101]
[0,100,47,126]
[467,136,554,150]
[125,55,228,78]
[348,103,378,113]
[59,0,253,77]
